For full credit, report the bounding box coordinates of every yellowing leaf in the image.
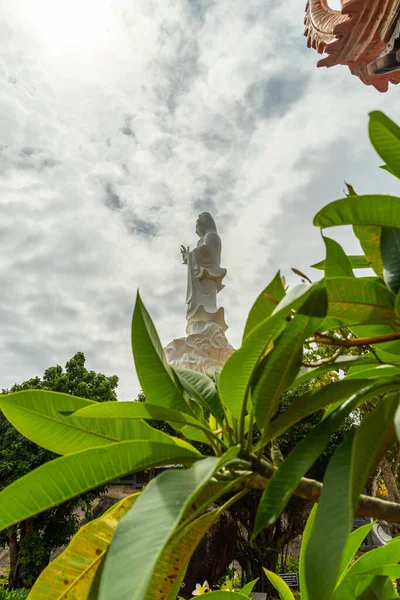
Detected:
[28,493,139,600]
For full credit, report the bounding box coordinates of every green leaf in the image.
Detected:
[326,277,395,324]
[145,508,222,600]
[73,400,213,439]
[381,164,398,177]
[0,441,200,532]
[311,255,370,271]
[305,433,355,600]
[335,523,400,598]
[243,271,285,340]
[354,226,384,280]
[313,195,400,230]
[252,289,327,435]
[299,505,317,600]
[0,391,197,455]
[381,227,400,293]
[369,111,400,179]
[253,309,324,435]
[347,568,400,599]
[336,522,374,584]
[356,565,400,579]
[219,284,322,419]
[173,367,225,424]
[240,578,259,596]
[323,237,354,278]
[291,355,380,389]
[263,568,296,600]
[346,365,400,381]
[98,457,228,600]
[267,379,376,441]
[314,192,400,281]
[351,393,399,510]
[205,593,249,599]
[356,574,400,600]
[132,292,188,413]
[253,381,399,535]
[28,493,139,600]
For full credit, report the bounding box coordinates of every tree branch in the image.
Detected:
[309,331,400,348]
[243,459,400,524]
[301,346,344,368]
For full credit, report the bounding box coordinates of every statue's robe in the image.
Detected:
[186,231,227,333]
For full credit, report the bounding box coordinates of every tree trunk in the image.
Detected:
[380,458,400,503]
[8,527,23,590]
[181,507,237,598]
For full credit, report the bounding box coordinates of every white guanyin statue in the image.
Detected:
[180,212,227,335]
[164,212,234,375]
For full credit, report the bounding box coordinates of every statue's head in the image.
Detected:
[196,212,217,237]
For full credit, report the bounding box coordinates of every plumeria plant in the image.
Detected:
[192,580,210,595]
[2,111,400,599]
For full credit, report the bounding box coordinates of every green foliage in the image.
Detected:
[267,509,400,600]
[0,590,30,600]
[0,352,118,589]
[3,111,400,599]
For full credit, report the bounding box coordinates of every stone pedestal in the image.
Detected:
[164,322,234,375]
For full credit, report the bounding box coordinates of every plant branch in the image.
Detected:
[309,331,400,348]
[244,459,400,524]
[301,346,345,368]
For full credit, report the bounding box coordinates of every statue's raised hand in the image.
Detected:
[180,245,189,264]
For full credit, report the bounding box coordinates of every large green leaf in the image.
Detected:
[314,195,400,280]
[336,522,374,584]
[323,237,354,278]
[253,381,399,534]
[98,456,229,600]
[132,292,188,413]
[73,400,213,440]
[243,271,285,340]
[335,538,400,598]
[240,578,259,596]
[311,255,370,271]
[354,226,384,280]
[205,593,249,599]
[299,505,317,600]
[145,508,221,600]
[351,393,399,509]
[346,365,400,381]
[313,195,400,230]
[146,475,245,600]
[263,569,295,600]
[173,367,225,424]
[325,277,395,324]
[291,355,380,389]
[252,297,325,434]
[381,227,400,294]
[305,433,355,600]
[356,574,400,600]
[28,494,139,600]
[369,111,400,180]
[219,284,323,420]
[0,391,196,455]
[0,441,200,532]
[266,379,375,441]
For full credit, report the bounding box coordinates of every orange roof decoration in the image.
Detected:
[304,0,400,92]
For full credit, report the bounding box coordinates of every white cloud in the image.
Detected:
[1,0,400,398]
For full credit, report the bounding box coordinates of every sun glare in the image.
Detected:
[21,0,113,54]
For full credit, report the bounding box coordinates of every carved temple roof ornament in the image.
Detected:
[304,0,400,92]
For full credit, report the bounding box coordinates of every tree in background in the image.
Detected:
[0,352,118,589]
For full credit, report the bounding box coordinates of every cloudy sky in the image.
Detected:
[1,0,400,399]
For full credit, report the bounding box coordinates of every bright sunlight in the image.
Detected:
[19,0,113,54]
